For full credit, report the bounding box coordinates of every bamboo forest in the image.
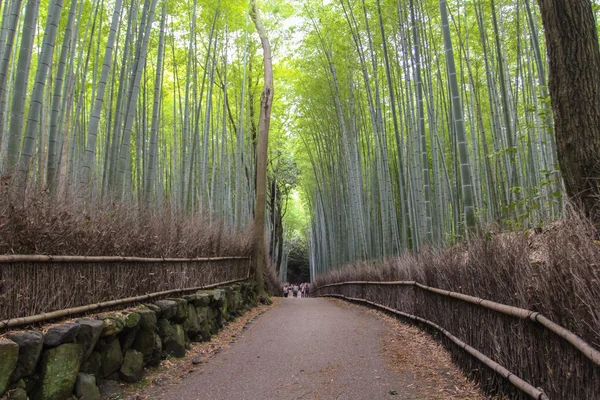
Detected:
[0,0,599,399]
[0,0,574,271]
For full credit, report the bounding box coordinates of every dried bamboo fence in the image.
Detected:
[314,281,600,400]
[0,255,251,328]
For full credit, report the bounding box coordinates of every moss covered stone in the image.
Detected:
[119,327,139,352]
[124,312,140,329]
[97,380,122,400]
[184,292,211,308]
[8,388,27,400]
[22,376,38,393]
[74,373,100,400]
[164,325,185,358]
[142,303,160,313]
[169,299,188,323]
[136,309,157,332]
[100,314,126,337]
[35,343,82,400]
[153,300,177,320]
[195,307,211,341]
[196,306,208,323]
[196,293,211,307]
[80,351,102,377]
[151,332,162,366]
[76,319,104,362]
[0,285,256,399]
[221,300,229,323]
[207,289,225,307]
[119,349,144,383]
[10,378,26,390]
[183,305,200,338]
[131,329,154,364]
[157,319,174,340]
[6,331,42,381]
[43,323,80,347]
[100,339,123,378]
[0,338,19,396]
[233,286,243,312]
[206,307,218,335]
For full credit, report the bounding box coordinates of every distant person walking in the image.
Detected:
[283,285,289,298]
[292,284,299,298]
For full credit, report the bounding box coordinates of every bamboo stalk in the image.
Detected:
[314,281,600,366]
[324,293,549,400]
[0,255,251,263]
[0,277,248,330]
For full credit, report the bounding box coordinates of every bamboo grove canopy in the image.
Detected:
[0,0,576,277]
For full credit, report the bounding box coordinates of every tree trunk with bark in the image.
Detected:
[537,0,600,225]
[251,0,273,295]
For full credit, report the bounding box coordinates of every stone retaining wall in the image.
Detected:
[0,282,257,400]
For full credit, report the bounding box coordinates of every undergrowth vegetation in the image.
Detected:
[263,261,281,297]
[313,212,600,399]
[0,184,253,258]
[314,211,600,348]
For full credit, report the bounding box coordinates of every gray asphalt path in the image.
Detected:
[156,298,417,400]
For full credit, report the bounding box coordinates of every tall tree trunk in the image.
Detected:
[145,3,166,201]
[439,0,475,230]
[537,0,600,224]
[81,0,122,186]
[0,0,22,154]
[47,0,77,193]
[115,0,158,195]
[410,0,433,245]
[5,0,39,171]
[491,0,519,205]
[20,0,64,179]
[250,0,273,295]
[105,0,135,192]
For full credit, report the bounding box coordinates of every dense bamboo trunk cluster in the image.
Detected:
[0,0,267,234]
[0,0,593,282]
[296,0,563,276]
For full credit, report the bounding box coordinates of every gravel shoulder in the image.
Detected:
[137,297,488,400]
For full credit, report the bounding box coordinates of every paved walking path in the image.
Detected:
[155,297,419,400]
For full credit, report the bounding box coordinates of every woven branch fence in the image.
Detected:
[0,255,251,327]
[314,281,600,400]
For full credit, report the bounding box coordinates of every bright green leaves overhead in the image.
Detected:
[0,0,565,278]
[282,0,563,274]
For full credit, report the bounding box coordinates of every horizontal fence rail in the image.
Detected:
[314,281,600,400]
[0,255,251,263]
[0,277,247,330]
[0,255,251,326]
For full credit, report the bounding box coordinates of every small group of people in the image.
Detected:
[283,282,310,298]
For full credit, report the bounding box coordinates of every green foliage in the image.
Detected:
[286,0,563,274]
[0,0,566,280]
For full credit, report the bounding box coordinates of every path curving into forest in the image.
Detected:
[151,298,486,400]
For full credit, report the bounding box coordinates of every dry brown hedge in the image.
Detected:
[0,184,253,258]
[0,182,262,323]
[313,213,600,399]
